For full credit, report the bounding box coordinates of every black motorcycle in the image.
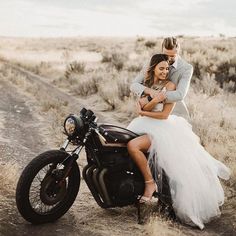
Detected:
[16,108,174,224]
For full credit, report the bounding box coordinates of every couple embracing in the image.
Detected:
[126,37,230,229]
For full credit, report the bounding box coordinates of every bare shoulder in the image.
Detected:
[165,81,176,91]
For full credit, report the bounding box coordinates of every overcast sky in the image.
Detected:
[0,0,235,37]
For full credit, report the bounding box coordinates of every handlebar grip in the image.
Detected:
[80,108,87,116]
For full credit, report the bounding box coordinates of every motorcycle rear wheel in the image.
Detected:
[16,150,80,224]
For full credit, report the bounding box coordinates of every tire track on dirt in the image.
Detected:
[0,79,48,166]
[1,59,118,125]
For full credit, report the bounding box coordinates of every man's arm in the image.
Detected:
[166,64,193,102]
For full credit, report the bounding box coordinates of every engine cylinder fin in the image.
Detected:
[82,165,109,208]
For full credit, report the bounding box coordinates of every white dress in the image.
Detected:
[127,99,230,229]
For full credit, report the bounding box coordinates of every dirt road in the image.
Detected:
[0,63,235,236]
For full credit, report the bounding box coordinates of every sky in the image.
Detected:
[0,0,235,37]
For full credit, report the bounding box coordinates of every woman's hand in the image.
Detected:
[136,101,143,116]
[138,96,149,108]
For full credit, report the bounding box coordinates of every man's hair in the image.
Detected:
[162,37,180,50]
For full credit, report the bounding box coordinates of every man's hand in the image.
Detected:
[152,91,166,103]
[144,87,158,98]
[149,89,159,98]
[143,88,167,103]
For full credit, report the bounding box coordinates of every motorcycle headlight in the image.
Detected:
[64,117,76,136]
[64,115,84,138]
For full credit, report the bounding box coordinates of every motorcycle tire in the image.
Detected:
[16,150,80,224]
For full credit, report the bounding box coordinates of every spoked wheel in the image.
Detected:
[16,150,80,224]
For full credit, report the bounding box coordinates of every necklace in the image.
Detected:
[152,80,167,91]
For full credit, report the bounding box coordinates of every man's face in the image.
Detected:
[162,47,178,65]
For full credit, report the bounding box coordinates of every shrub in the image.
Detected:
[111,53,125,71]
[145,41,156,48]
[215,61,236,90]
[136,37,145,42]
[101,52,112,63]
[127,64,142,72]
[117,78,131,100]
[65,61,85,79]
[72,76,100,96]
[101,51,127,71]
[98,82,119,110]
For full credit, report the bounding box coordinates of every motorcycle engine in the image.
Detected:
[106,171,144,205]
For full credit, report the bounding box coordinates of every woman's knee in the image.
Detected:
[128,135,151,153]
[127,139,140,153]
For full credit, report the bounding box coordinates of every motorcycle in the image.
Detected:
[16,108,174,224]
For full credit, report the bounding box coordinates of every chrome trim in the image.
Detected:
[94,129,107,142]
[74,145,83,155]
[61,139,69,150]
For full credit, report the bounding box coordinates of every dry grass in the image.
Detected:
[0,161,19,215]
[146,216,182,236]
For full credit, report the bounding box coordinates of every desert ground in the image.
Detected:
[0,36,235,236]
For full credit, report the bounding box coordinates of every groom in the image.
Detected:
[130,37,193,119]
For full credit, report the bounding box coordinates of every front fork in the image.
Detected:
[57,139,84,180]
[59,129,92,180]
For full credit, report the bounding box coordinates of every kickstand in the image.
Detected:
[135,200,142,224]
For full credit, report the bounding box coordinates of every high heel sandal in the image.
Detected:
[139,179,158,203]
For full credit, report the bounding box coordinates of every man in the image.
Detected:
[130,37,193,119]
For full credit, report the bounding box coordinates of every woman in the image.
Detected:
[127,54,230,229]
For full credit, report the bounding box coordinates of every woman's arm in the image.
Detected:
[141,96,159,111]
[138,95,158,111]
[139,82,176,119]
[139,103,175,119]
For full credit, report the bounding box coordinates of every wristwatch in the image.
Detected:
[147,95,153,102]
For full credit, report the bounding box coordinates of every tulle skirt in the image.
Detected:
[127,115,230,229]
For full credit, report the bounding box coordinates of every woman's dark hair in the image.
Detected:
[144,54,169,87]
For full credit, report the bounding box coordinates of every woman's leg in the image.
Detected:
[127,135,157,199]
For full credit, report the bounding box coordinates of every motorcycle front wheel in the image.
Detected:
[16,150,80,224]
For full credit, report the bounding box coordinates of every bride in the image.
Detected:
[126,54,230,229]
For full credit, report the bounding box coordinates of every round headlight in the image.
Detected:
[64,114,85,138]
[64,117,76,136]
